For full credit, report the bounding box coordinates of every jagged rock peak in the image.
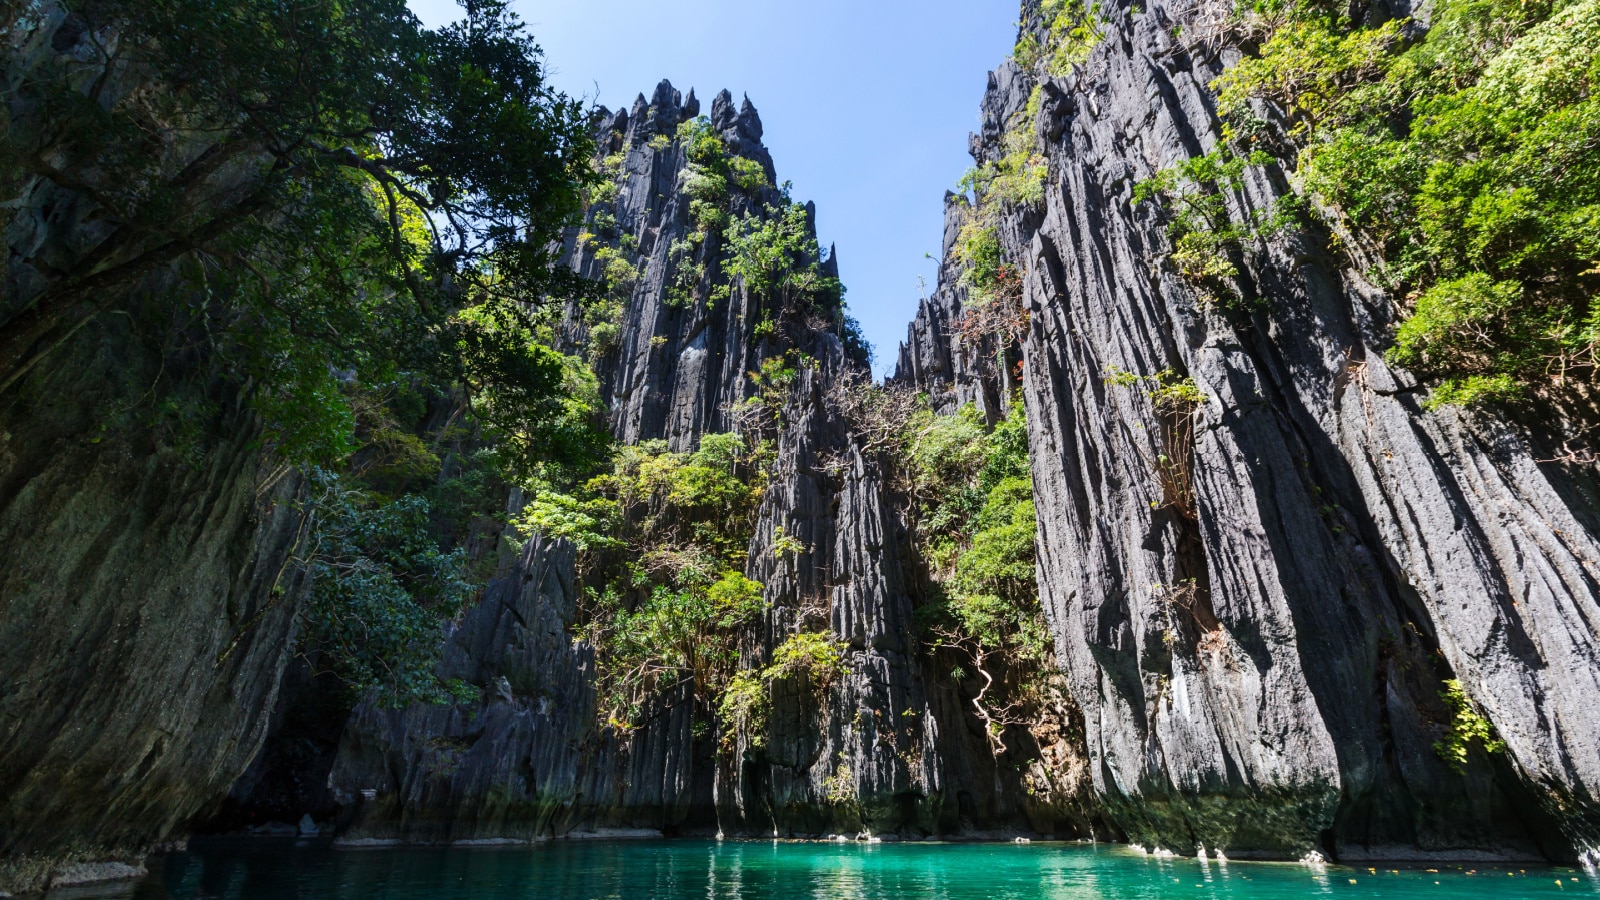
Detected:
[650,78,681,111]
[711,89,738,129]
[738,94,763,140]
[711,88,765,142]
[640,79,688,137]
[598,81,766,153]
[821,243,839,281]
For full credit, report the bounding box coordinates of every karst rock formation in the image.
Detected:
[2,0,1599,892]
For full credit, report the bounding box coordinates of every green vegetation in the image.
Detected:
[598,569,766,728]
[1212,0,1600,406]
[583,122,866,361]
[949,0,1108,360]
[4,0,595,465]
[952,82,1046,357]
[1105,368,1206,519]
[301,472,476,705]
[1013,0,1105,76]
[1212,17,1404,136]
[513,117,873,739]
[720,632,849,746]
[524,422,844,747]
[517,137,868,734]
[3,0,611,705]
[957,84,1048,228]
[678,117,735,239]
[1132,149,1302,296]
[958,126,1047,214]
[579,157,640,333]
[820,762,857,805]
[720,195,869,365]
[951,94,1039,362]
[893,402,1051,755]
[20,0,864,719]
[724,199,842,313]
[517,432,772,729]
[1435,679,1506,772]
[10,0,860,721]
[958,224,1005,289]
[656,116,779,310]
[729,354,804,441]
[458,310,613,486]
[1391,276,1529,408]
[949,221,1030,385]
[731,157,771,193]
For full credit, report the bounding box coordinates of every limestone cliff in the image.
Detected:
[897,0,1600,862]
[9,0,1600,881]
[0,9,311,892]
[325,82,1095,843]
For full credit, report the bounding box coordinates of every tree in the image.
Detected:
[2,0,604,703]
[2,0,595,466]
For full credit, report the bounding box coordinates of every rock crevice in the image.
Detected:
[893,0,1600,860]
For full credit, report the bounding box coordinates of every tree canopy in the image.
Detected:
[3,0,606,702]
[3,0,596,466]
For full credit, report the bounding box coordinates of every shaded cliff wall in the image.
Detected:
[328,82,1096,843]
[0,12,311,891]
[897,0,1600,861]
[330,533,715,840]
[0,317,310,888]
[328,83,741,840]
[720,353,1095,838]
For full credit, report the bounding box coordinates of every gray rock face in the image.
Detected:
[891,194,1011,420]
[0,357,308,891]
[580,84,781,451]
[329,82,1095,843]
[896,0,1599,861]
[723,354,1097,838]
[0,11,310,893]
[330,534,712,840]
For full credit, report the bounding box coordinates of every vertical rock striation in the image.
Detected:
[0,11,311,892]
[720,354,959,836]
[328,83,755,842]
[0,342,309,888]
[14,0,1591,869]
[583,84,779,450]
[725,351,1097,838]
[330,533,713,840]
[899,0,1600,861]
[328,82,1095,843]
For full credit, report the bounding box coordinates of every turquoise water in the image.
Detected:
[105,839,1600,899]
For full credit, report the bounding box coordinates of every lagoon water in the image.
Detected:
[89,839,1598,899]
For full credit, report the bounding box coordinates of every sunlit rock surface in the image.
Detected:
[892,0,1599,861]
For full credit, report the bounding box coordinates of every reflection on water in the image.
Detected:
[54,838,1600,900]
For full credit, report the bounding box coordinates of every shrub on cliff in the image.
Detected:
[889,401,1053,755]
[1215,0,1600,407]
[517,431,769,729]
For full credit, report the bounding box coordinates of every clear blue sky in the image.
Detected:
[408,0,1017,375]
